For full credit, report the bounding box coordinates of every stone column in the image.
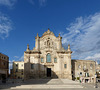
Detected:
[35,33,40,50]
[58,34,62,50]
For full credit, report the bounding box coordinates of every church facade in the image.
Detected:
[24,29,72,80]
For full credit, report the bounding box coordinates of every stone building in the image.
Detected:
[71,60,96,83]
[0,53,9,82]
[24,29,96,83]
[96,64,100,78]
[13,61,24,79]
[24,29,72,79]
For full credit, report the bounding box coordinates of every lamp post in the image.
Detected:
[9,61,14,83]
[94,74,98,88]
[94,60,98,88]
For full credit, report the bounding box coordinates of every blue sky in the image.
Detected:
[0,0,100,65]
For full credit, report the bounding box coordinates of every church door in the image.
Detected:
[47,68,51,77]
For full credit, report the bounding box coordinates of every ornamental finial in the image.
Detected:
[68,44,71,51]
[26,44,30,51]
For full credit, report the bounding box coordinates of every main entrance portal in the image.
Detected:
[47,68,51,77]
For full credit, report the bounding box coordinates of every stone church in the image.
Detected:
[24,29,72,80]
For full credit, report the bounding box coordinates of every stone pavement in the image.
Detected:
[10,79,83,89]
[0,79,100,90]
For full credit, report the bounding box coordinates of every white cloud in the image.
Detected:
[28,0,34,5]
[0,0,17,7]
[62,13,100,61]
[9,60,13,70]
[19,55,24,61]
[39,0,47,6]
[85,53,100,60]
[14,56,19,58]
[28,0,47,6]
[0,12,12,39]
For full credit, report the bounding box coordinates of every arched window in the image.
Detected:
[54,58,57,63]
[46,53,51,62]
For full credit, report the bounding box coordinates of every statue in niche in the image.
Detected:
[47,40,50,47]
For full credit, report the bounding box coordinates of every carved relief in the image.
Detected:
[59,55,64,58]
[40,37,57,50]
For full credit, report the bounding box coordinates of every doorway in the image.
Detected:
[47,68,51,77]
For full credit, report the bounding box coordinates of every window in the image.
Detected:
[78,65,81,69]
[4,62,5,66]
[21,73,23,75]
[72,71,73,74]
[4,57,6,59]
[85,73,89,77]
[46,53,51,63]
[54,58,57,63]
[16,69,18,72]
[16,64,18,67]
[41,58,44,63]
[31,64,34,69]
[64,64,67,68]
[83,65,86,70]
[80,72,82,75]
[90,64,93,69]
[21,69,23,72]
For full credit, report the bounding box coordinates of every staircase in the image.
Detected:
[11,79,83,89]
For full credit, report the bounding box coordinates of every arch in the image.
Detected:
[46,53,51,62]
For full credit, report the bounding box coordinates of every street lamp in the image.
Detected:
[9,61,14,83]
[94,74,98,88]
[94,60,98,88]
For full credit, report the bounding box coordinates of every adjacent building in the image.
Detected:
[72,60,95,83]
[0,53,9,81]
[13,61,24,79]
[96,64,100,78]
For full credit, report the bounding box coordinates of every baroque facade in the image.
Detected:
[24,29,72,79]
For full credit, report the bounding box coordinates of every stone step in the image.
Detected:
[24,79,80,84]
[11,84,83,89]
[61,79,79,84]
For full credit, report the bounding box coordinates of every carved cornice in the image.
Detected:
[24,50,41,54]
[57,50,72,54]
[44,63,54,66]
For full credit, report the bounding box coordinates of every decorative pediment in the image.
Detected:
[43,29,55,36]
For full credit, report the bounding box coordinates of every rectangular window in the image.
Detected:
[4,57,6,59]
[85,73,89,77]
[16,69,18,72]
[31,64,34,69]
[64,64,67,68]
[3,62,5,65]
[21,69,23,72]
[16,64,18,67]
[41,58,44,63]
[80,72,82,75]
[54,58,57,63]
